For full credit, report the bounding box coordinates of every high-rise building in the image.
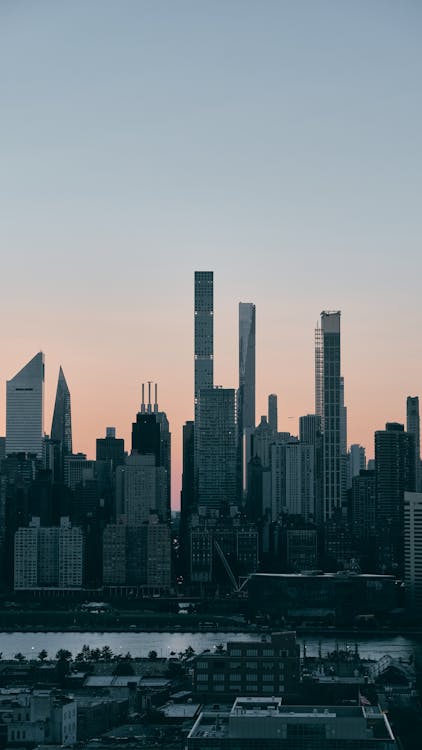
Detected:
[102,521,171,590]
[270,440,315,522]
[181,420,195,520]
[14,516,83,590]
[194,271,214,415]
[407,396,420,491]
[238,303,256,497]
[375,422,416,571]
[268,394,278,433]
[96,427,125,472]
[132,384,171,508]
[196,388,237,513]
[404,491,422,617]
[315,311,341,520]
[238,302,256,431]
[6,352,45,458]
[51,367,72,455]
[118,453,168,524]
[349,444,366,482]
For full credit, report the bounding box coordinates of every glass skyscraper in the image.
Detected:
[6,352,45,458]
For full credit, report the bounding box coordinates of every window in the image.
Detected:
[246,649,258,656]
[197,674,208,681]
[230,662,241,669]
[246,673,258,681]
[213,674,225,681]
[246,661,257,668]
[230,649,241,656]
[197,662,208,669]
[262,649,274,656]
[230,674,241,682]
[246,685,258,691]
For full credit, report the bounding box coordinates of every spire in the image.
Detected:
[51,366,72,455]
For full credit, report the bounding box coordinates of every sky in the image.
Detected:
[1,1,421,506]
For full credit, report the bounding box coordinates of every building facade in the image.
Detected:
[6,352,45,459]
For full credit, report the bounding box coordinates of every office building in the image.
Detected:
[407,396,420,490]
[51,366,72,455]
[375,422,415,571]
[192,632,300,696]
[299,414,323,525]
[132,383,171,509]
[270,440,315,521]
[188,698,398,750]
[117,453,167,524]
[238,302,256,431]
[349,444,366,487]
[6,352,45,458]
[102,520,171,591]
[350,470,376,553]
[189,522,259,585]
[404,491,422,617]
[196,388,237,513]
[96,427,125,472]
[268,394,278,433]
[315,311,341,520]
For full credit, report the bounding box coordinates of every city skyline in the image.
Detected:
[1,2,421,506]
[2,283,422,508]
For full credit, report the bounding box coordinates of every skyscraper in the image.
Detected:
[375,422,416,571]
[131,383,171,508]
[315,311,341,520]
[404,491,422,617]
[268,394,278,433]
[194,271,214,415]
[407,396,420,491]
[50,367,72,481]
[6,352,45,458]
[196,388,237,513]
[238,302,256,432]
[194,272,214,505]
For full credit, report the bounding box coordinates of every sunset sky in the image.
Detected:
[1,1,421,506]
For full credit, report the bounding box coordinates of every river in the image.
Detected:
[0,631,421,662]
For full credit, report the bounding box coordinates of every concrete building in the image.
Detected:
[6,352,45,458]
[315,312,341,520]
[349,444,366,488]
[268,394,278,433]
[375,422,415,571]
[188,698,398,750]
[0,689,77,747]
[116,453,167,524]
[193,632,300,697]
[196,388,237,513]
[404,491,422,617]
[14,517,83,590]
[270,440,314,521]
[103,521,171,591]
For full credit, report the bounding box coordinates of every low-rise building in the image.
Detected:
[187,697,399,750]
[0,688,77,746]
[193,632,300,697]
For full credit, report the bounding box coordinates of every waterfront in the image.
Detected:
[0,630,420,661]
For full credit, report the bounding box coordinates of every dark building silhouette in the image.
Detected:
[407,396,420,491]
[268,394,278,433]
[96,427,125,472]
[50,367,72,481]
[375,422,416,572]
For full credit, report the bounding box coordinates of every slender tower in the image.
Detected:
[51,367,72,455]
[407,396,420,491]
[315,311,341,520]
[238,303,256,495]
[6,352,45,458]
[194,271,214,417]
[194,272,214,502]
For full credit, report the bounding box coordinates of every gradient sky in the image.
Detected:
[1,1,421,506]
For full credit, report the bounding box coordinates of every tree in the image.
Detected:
[55,649,72,662]
[148,650,158,661]
[38,649,48,662]
[14,652,26,663]
[101,645,113,662]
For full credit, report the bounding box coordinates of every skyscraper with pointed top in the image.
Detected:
[6,352,45,458]
[51,367,72,456]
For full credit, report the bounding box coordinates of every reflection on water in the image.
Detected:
[0,631,420,661]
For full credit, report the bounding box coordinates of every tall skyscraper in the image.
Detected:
[131,383,171,508]
[407,396,420,490]
[194,271,214,416]
[50,367,72,481]
[238,302,256,497]
[196,388,237,513]
[375,422,416,570]
[238,303,256,431]
[404,491,422,617]
[6,352,45,458]
[299,414,323,525]
[315,311,341,520]
[268,394,278,433]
